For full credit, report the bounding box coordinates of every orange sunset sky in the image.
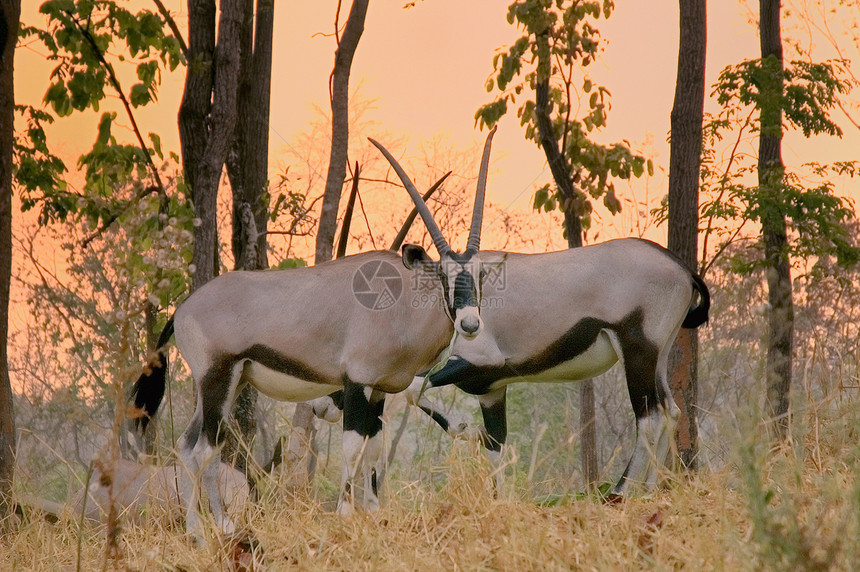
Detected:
[16,0,858,212]
[11,1,859,265]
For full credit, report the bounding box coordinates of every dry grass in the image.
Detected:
[2,472,752,571]
[3,399,858,571]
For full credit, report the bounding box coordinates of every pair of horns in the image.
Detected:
[369,125,497,256]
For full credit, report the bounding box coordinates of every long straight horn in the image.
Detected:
[336,162,360,259]
[389,171,452,252]
[466,125,497,253]
[369,138,451,256]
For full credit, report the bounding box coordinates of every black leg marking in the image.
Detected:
[613,310,661,419]
[329,390,345,410]
[479,390,507,452]
[371,468,378,498]
[418,405,451,433]
[200,355,238,447]
[340,380,385,513]
[342,380,384,438]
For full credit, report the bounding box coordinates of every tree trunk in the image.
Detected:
[0,0,21,522]
[313,0,369,264]
[534,33,597,487]
[759,0,793,440]
[667,0,706,469]
[228,0,272,272]
[223,0,276,472]
[179,0,242,293]
[291,0,369,482]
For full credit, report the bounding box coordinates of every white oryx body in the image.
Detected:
[174,252,451,398]
[141,252,452,537]
[407,238,710,493]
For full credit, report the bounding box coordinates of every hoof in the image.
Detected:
[449,421,470,438]
[224,530,263,572]
[216,515,237,537]
[363,497,380,512]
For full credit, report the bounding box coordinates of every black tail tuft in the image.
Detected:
[129,317,175,433]
[682,273,711,329]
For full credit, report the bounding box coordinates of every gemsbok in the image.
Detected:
[297,134,711,498]
[129,128,500,538]
[403,237,710,493]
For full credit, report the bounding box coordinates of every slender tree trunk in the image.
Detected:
[0,0,21,522]
[291,0,369,481]
[180,0,242,293]
[759,0,793,440]
[667,0,706,469]
[313,0,369,264]
[534,32,597,487]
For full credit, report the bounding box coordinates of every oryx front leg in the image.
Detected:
[338,380,385,515]
[405,375,469,438]
[477,388,507,492]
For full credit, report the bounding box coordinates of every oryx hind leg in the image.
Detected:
[644,336,681,486]
[178,355,244,537]
[338,380,385,515]
[606,324,672,495]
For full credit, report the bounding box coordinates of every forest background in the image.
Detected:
[1,0,859,570]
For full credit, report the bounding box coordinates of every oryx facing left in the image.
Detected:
[129,128,502,538]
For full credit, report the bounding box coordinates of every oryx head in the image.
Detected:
[369,127,497,339]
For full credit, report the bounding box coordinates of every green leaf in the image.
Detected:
[130,83,152,107]
[149,132,163,159]
[274,258,308,270]
[532,184,550,211]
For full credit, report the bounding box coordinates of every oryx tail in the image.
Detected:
[130,317,175,433]
[683,272,710,328]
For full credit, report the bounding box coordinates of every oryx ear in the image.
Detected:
[402,244,432,270]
